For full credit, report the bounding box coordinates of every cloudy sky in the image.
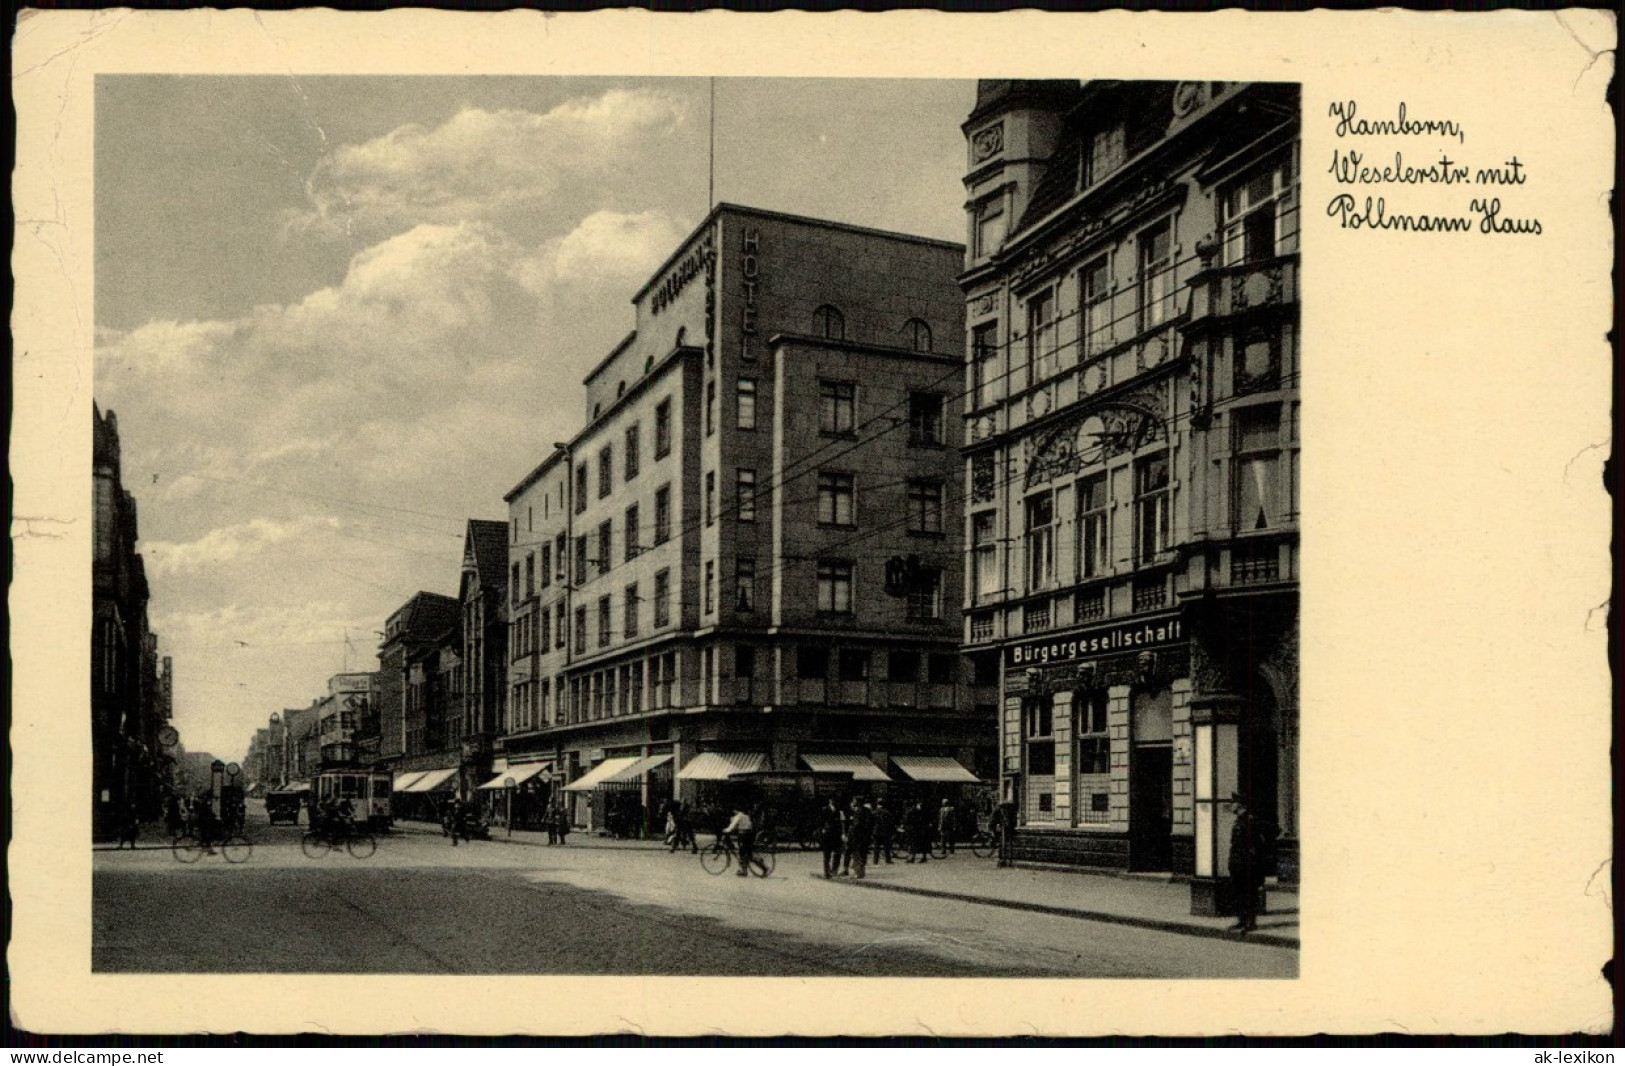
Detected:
[95,76,975,762]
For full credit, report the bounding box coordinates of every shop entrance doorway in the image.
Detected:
[1129,744,1173,871]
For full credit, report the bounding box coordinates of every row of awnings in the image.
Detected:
[390,752,979,794]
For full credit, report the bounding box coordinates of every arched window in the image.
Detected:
[905,318,932,352]
[812,304,846,341]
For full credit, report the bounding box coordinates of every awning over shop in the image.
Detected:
[801,753,891,782]
[676,751,767,781]
[403,767,459,793]
[599,753,674,785]
[563,756,641,792]
[476,761,553,790]
[392,771,427,793]
[890,755,981,783]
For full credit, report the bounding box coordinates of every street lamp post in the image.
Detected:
[505,777,516,838]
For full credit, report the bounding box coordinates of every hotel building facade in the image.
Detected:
[957,80,1300,904]
[498,205,997,836]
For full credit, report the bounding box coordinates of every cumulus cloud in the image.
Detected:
[290,91,688,239]
[145,515,342,577]
[520,209,691,290]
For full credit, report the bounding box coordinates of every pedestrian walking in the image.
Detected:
[993,799,1018,867]
[846,799,874,879]
[117,804,140,849]
[724,806,758,877]
[555,804,570,845]
[871,799,896,865]
[904,800,931,862]
[1226,794,1267,934]
[937,798,958,855]
[817,798,846,879]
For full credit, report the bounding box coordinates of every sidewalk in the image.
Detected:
[405,819,1299,949]
[818,852,1299,949]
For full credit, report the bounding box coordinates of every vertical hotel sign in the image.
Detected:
[740,226,761,360]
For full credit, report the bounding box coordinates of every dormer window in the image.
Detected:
[1081,125,1126,191]
[974,196,1007,260]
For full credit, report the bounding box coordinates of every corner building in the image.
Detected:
[958,81,1300,903]
[501,205,996,836]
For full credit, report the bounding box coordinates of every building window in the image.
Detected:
[625,423,640,481]
[598,596,612,648]
[597,521,612,574]
[908,392,944,446]
[1025,491,1056,591]
[1081,257,1112,358]
[624,583,639,638]
[1075,586,1107,622]
[555,533,567,579]
[704,560,715,615]
[735,557,756,613]
[1027,288,1056,383]
[819,380,856,436]
[1075,690,1110,822]
[556,602,566,648]
[905,318,932,352]
[973,323,1000,408]
[817,472,855,527]
[974,196,1006,259]
[574,463,588,514]
[1134,453,1171,563]
[705,379,716,437]
[1138,219,1175,331]
[1081,123,1126,189]
[970,511,1000,603]
[524,553,535,598]
[813,304,845,341]
[816,560,853,614]
[575,536,588,585]
[736,468,756,522]
[735,644,755,680]
[624,503,640,561]
[654,484,671,544]
[654,569,672,628]
[598,445,613,498]
[928,653,956,685]
[511,562,521,606]
[906,567,944,622]
[888,649,919,683]
[1221,153,1297,265]
[1026,693,1056,777]
[1078,473,1109,579]
[628,661,643,714]
[574,606,587,654]
[540,544,552,589]
[1234,404,1283,532]
[655,398,672,458]
[838,648,869,682]
[540,608,551,650]
[736,379,757,431]
[906,479,944,535]
[703,470,716,526]
[797,646,830,681]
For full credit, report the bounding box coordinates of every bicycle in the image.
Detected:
[172,831,252,864]
[699,833,775,878]
[300,819,377,859]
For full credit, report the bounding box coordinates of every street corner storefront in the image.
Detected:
[998,612,1194,876]
[475,757,556,832]
[563,749,675,838]
[390,765,459,824]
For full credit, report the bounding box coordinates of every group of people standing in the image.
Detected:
[816,796,958,879]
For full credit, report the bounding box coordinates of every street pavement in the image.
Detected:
[94,812,1296,978]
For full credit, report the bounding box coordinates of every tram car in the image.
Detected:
[312,770,394,830]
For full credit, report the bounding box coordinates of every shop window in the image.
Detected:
[1026,693,1056,776]
[797,646,830,680]
[838,649,869,682]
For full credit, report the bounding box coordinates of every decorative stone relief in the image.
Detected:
[972,122,1005,163]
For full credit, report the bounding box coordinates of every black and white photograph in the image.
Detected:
[12,8,1613,1039]
[88,73,1301,980]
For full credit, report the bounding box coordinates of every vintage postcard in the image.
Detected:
[10,8,1614,1037]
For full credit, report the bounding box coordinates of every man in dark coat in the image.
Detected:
[817,798,846,879]
[1227,795,1266,933]
[871,799,897,865]
[846,799,874,879]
